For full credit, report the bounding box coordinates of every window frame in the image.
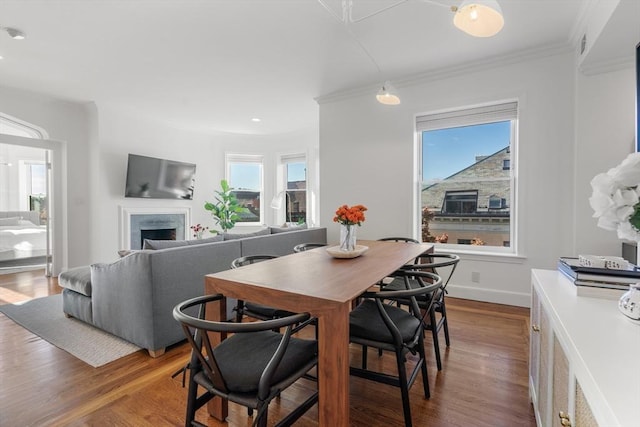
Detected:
[276,153,307,225]
[415,100,518,255]
[225,153,264,226]
[442,190,478,214]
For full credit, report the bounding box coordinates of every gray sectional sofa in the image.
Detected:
[58,227,327,357]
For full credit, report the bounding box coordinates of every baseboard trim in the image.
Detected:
[447,284,530,308]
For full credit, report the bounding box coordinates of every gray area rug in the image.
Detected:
[0,294,141,367]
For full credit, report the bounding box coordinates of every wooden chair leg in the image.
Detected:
[419,334,430,399]
[395,349,413,427]
[440,299,451,347]
[235,300,245,323]
[184,368,201,427]
[256,405,269,427]
[362,345,368,369]
[429,308,442,371]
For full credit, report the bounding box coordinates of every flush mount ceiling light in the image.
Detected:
[1,26,26,40]
[452,0,504,38]
[376,81,401,106]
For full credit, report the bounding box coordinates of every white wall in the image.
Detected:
[319,51,579,307]
[92,105,319,263]
[574,67,636,255]
[0,85,92,272]
[0,85,319,269]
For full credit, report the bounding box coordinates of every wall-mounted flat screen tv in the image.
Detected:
[125,154,196,200]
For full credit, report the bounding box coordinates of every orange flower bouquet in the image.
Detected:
[333,204,367,251]
[333,204,367,226]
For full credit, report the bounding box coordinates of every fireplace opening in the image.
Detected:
[140,228,176,248]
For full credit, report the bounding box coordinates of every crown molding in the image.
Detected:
[579,55,635,76]
[316,42,575,105]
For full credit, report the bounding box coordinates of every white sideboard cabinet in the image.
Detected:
[530,270,640,427]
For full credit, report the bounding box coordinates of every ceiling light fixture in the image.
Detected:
[376,81,401,106]
[317,0,503,105]
[1,26,26,40]
[317,0,504,37]
[452,0,504,38]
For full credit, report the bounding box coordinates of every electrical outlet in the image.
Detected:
[471,272,480,283]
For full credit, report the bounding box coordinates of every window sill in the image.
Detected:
[434,247,526,264]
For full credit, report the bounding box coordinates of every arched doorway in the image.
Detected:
[0,113,59,276]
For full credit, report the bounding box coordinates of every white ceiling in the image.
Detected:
[0,0,599,136]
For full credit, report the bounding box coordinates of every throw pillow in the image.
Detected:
[142,239,191,250]
[269,224,308,234]
[118,249,147,257]
[186,234,224,245]
[223,228,270,240]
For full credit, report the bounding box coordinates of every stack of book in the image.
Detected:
[557,257,638,299]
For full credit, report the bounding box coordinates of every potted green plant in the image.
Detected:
[204,179,249,233]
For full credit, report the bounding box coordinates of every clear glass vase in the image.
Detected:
[340,224,357,251]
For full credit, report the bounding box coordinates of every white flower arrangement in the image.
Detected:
[589,152,640,241]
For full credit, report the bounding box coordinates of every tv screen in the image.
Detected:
[125,154,196,200]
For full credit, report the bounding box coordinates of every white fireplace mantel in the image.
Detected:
[119,206,192,249]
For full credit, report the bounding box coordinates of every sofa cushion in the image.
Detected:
[240,227,328,257]
[223,228,270,240]
[59,266,93,297]
[118,249,153,258]
[187,235,224,245]
[269,224,308,234]
[143,239,190,250]
[143,234,225,250]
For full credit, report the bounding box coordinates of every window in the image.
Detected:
[417,101,517,252]
[443,191,477,214]
[281,155,307,224]
[488,195,506,210]
[226,154,263,224]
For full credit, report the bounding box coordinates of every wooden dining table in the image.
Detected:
[203,239,433,426]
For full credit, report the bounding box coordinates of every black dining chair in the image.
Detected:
[173,294,318,427]
[293,242,327,253]
[231,255,296,323]
[349,269,442,427]
[377,236,421,261]
[384,253,460,371]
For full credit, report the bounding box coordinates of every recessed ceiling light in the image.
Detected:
[2,27,26,40]
[251,118,261,122]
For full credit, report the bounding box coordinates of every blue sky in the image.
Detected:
[231,124,510,189]
[422,121,511,182]
[230,161,306,190]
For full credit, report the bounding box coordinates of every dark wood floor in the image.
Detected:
[0,269,536,426]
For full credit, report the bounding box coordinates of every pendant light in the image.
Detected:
[376,81,401,105]
[452,0,504,38]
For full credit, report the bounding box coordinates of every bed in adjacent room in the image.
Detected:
[0,211,48,267]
